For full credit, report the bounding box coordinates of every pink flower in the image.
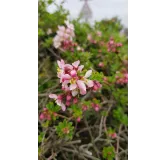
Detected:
[53,21,75,49]
[92,103,100,111]
[115,70,128,85]
[77,117,81,122]
[61,61,93,96]
[49,94,66,111]
[109,133,117,139]
[93,81,102,91]
[39,113,45,120]
[95,107,99,111]
[98,62,104,67]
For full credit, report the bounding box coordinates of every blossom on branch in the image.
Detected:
[49,59,102,111]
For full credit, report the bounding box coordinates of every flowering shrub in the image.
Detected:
[38,1,128,160]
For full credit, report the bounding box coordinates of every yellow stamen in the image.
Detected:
[70,78,76,84]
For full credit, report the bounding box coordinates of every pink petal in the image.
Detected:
[72,60,80,68]
[77,80,86,95]
[62,74,71,81]
[78,65,84,71]
[64,64,73,70]
[61,103,66,111]
[70,83,77,90]
[58,26,65,32]
[84,70,92,78]
[86,80,94,87]
[70,70,77,77]
[57,59,65,68]
[49,94,57,99]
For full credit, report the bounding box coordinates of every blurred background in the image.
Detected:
[47,0,128,28]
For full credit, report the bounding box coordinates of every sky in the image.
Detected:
[47,0,128,27]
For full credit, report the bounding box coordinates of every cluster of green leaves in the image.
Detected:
[91,71,104,83]
[102,146,115,160]
[55,119,74,140]
[46,101,61,112]
[70,104,83,119]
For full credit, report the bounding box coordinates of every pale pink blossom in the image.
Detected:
[53,21,75,49]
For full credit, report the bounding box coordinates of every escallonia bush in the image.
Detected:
[38,1,128,160]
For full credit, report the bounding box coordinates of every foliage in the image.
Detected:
[102,146,115,160]
[38,1,128,160]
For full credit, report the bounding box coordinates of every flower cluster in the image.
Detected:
[107,37,122,53]
[49,59,101,111]
[115,69,128,85]
[53,20,75,49]
[39,108,57,121]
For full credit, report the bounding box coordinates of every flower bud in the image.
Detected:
[39,113,45,120]
[66,94,72,101]
[70,70,77,77]
[66,101,70,106]
[73,98,78,104]
[98,62,104,67]
[77,117,81,122]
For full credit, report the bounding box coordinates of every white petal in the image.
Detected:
[72,90,78,97]
[84,70,92,78]
[72,60,80,68]
[70,83,77,90]
[86,80,94,87]
[49,94,57,99]
[77,80,86,95]
[61,103,66,111]
[78,65,84,71]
